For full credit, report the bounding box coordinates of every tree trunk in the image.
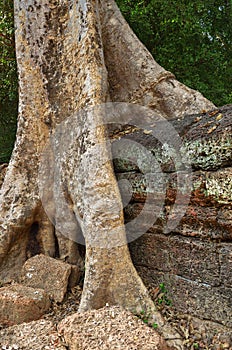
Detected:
[0,0,215,347]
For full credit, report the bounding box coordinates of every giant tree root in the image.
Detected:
[0,1,215,348]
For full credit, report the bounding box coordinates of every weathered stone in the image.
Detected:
[125,201,232,241]
[130,234,221,286]
[117,171,167,204]
[135,267,232,328]
[58,306,170,350]
[21,254,72,302]
[118,167,232,241]
[167,275,232,328]
[113,105,232,174]
[130,230,232,328]
[0,0,227,347]
[217,208,232,231]
[0,284,50,326]
[116,106,232,332]
[219,244,232,288]
[0,319,66,349]
[68,264,81,289]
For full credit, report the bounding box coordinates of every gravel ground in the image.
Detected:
[0,320,66,350]
[58,305,169,350]
[0,284,231,350]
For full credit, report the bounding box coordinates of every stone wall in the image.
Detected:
[114,105,232,329]
[130,234,232,328]
[1,104,231,330]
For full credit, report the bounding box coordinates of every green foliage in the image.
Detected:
[137,283,172,327]
[0,0,232,162]
[137,310,158,329]
[116,0,232,106]
[0,0,18,163]
[152,322,158,329]
[157,283,172,306]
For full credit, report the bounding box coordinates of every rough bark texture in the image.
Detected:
[112,104,232,329]
[0,0,216,346]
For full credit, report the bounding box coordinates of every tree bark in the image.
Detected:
[0,0,216,347]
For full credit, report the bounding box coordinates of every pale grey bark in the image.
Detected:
[101,0,214,117]
[0,0,215,347]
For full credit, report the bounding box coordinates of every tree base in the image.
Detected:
[78,245,183,349]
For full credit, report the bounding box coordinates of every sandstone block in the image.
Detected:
[68,264,81,289]
[136,267,232,328]
[21,254,72,302]
[0,284,50,326]
[0,319,66,349]
[130,233,221,286]
[219,245,232,287]
[58,306,170,350]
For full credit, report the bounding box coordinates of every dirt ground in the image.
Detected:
[0,284,231,350]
